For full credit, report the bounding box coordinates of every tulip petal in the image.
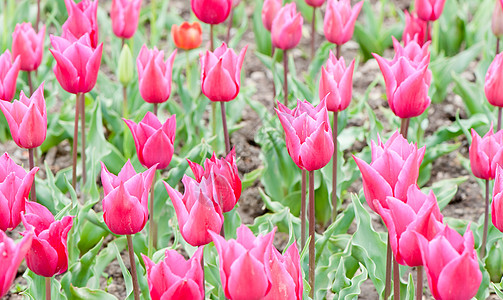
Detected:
[227,252,269,300]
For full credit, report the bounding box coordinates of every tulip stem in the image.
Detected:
[121,38,125,49]
[308,170,315,298]
[498,107,502,132]
[400,118,410,139]
[72,93,80,189]
[226,7,234,44]
[210,24,214,51]
[497,38,500,55]
[123,85,128,118]
[45,277,51,300]
[310,8,316,61]
[283,49,288,106]
[153,103,158,116]
[185,50,191,92]
[331,111,338,223]
[148,173,157,257]
[36,0,40,31]
[212,102,217,150]
[29,148,37,202]
[271,46,276,99]
[384,236,392,299]
[201,247,206,297]
[150,0,157,46]
[481,179,490,258]
[336,44,341,59]
[27,71,34,96]
[221,102,231,154]
[127,235,141,300]
[301,169,306,250]
[416,265,423,300]
[393,257,400,300]
[80,93,86,186]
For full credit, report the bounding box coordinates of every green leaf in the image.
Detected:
[422,176,467,210]
[69,286,118,300]
[241,167,264,191]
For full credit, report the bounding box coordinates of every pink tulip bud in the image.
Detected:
[62,0,99,48]
[271,3,303,50]
[11,23,45,72]
[264,241,303,300]
[187,148,241,212]
[493,0,503,37]
[275,98,334,171]
[403,10,431,46]
[323,0,363,45]
[0,153,38,231]
[0,50,20,102]
[164,176,224,246]
[191,0,232,25]
[417,226,481,300]
[0,83,47,149]
[111,0,142,39]
[469,125,503,180]
[414,0,446,21]
[262,0,283,32]
[353,131,425,213]
[124,112,176,169]
[100,160,156,235]
[485,53,503,107]
[142,247,204,300]
[0,230,33,298]
[50,34,103,94]
[319,51,355,112]
[200,43,247,102]
[137,45,176,103]
[492,166,503,232]
[21,201,74,277]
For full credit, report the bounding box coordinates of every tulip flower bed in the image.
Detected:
[2,0,503,299]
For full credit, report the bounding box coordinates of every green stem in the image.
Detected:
[127,235,141,300]
[310,8,315,60]
[283,49,288,106]
[27,71,34,95]
[150,0,156,45]
[185,50,191,92]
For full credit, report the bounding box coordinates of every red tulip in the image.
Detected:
[142,247,204,300]
[323,0,364,45]
[271,3,303,50]
[137,45,176,103]
[469,125,503,180]
[414,0,446,21]
[492,0,503,37]
[262,0,282,32]
[319,51,355,112]
[11,23,45,72]
[264,241,303,300]
[111,0,142,39]
[191,0,232,25]
[0,230,33,298]
[171,22,203,50]
[62,0,99,48]
[492,166,503,232]
[485,53,503,107]
[402,10,431,46]
[0,50,20,102]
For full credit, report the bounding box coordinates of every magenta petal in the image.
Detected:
[227,252,269,300]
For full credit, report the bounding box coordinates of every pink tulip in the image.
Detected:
[469,125,503,180]
[0,83,47,149]
[275,98,334,171]
[191,0,232,25]
[264,242,303,300]
[200,43,247,102]
[0,152,38,231]
[137,45,176,103]
[111,0,142,39]
[492,166,503,232]
[271,3,303,50]
[323,0,363,45]
[50,34,103,94]
[62,0,99,48]
[319,51,355,112]
[353,131,425,213]
[100,160,156,235]
[11,23,45,72]
[390,36,431,70]
[187,148,241,212]
[402,10,431,46]
[124,112,176,169]
[493,0,503,37]
[261,0,282,32]
[305,0,325,8]
[164,176,223,246]
[417,226,481,300]
[375,185,444,266]
[414,0,446,21]
[0,50,20,102]
[142,247,204,300]
[485,53,503,107]
[21,201,74,277]
[0,230,33,298]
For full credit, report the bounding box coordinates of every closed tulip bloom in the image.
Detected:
[262,0,282,32]
[0,230,33,298]
[171,22,203,50]
[11,23,45,72]
[417,226,481,300]
[50,34,103,94]
[275,98,334,171]
[305,0,325,8]
[319,51,355,112]
[469,126,503,180]
[0,50,20,102]
[124,112,176,169]
[323,0,364,45]
[100,160,156,235]
[111,0,142,39]
[137,45,176,103]
[200,43,247,102]
[353,131,425,213]
[0,83,47,149]
[492,0,503,37]
[62,0,99,48]
[403,10,431,46]
[21,201,74,277]
[264,242,303,300]
[0,153,38,231]
[492,166,503,232]
[485,53,503,107]
[142,247,204,300]
[271,3,303,50]
[191,0,232,25]
[414,0,446,21]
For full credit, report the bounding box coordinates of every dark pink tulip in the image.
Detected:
[0,50,20,102]
[137,45,176,103]
[403,10,431,46]
[492,166,503,232]
[262,0,282,32]
[305,0,325,8]
[271,3,303,50]
[21,201,74,277]
[264,241,303,300]
[275,98,334,171]
[0,83,47,149]
[11,23,45,72]
[0,153,38,231]
[323,0,363,45]
[187,148,241,212]
[164,176,223,246]
[493,0,503,37]
[319,51,355,112]
[100,160,156,235]
[191,0,232,25]
[50,34,103,94]
[417,226,481,300]
[111,0,142,39]
[62,0,99,48]
[200,43,247,102]
[485,53,503,107]
[353,131,425,213]
[390,36,431,69]
[0,230,33,298]
[124,112,176,169]
[414,0,446,21]
[469,125,503,180]
[142,247,204,300]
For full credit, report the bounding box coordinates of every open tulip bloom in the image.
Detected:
[0,50,21,102]
[0,230,33,298]
[62,0,99,49]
